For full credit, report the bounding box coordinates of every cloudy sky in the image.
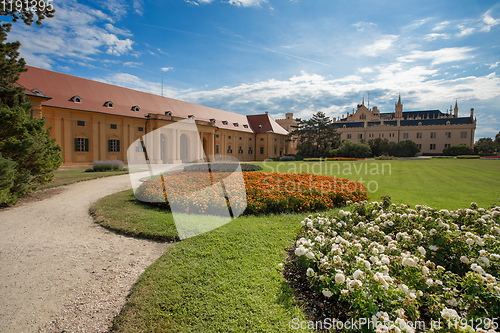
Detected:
[3,0,500,138]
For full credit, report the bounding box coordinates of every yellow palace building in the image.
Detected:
[18,66,292,166]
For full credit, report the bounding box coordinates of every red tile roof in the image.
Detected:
[18,66,279,134]
[247,114,289,135]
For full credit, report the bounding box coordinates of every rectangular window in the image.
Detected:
[249,137,252,141]
[136,141,144,152]
[77,120,85,126]
[228,136,231,139]
[227,145,232,153]
[430,132,436,138]
[444,144,451,149]
[274,147,277,154]
[417,144,422,150]
[108,139,120,152]
[430,144,436,150]
[216,134,219,138]
[358,134,363,139]
[417,132,422,139]
[110,124,117,129]
[248,147,253,154]
[239,137,242,140]
[403,133,408,139]
[138,127,144,132]
[260,138,264,141]
[75,138,89,152]
[260,146,264,154]
[347,134,352,139]
[215,145,219,154]
[238,146,243,153]
[445,132,451,138]
[461,131,467,138]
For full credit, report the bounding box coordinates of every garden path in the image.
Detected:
[0,174,168,332]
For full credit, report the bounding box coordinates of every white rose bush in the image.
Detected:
[293,199,500,332]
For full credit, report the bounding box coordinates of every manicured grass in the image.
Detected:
[37,169,128,191]
[90,190,178,242]
[110,209,312,332]
[255,159,500,209]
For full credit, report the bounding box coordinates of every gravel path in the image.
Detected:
[0,174,168,332]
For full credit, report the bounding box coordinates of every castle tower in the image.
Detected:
[454,100,458,117]
[395,95,403,118]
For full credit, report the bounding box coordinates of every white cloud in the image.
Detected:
[228,0,267,7]
[8,0,135,69]
[489,62,500,69]
[359,67,374,73]
[133,0,145,15]
[457,25,475,37]
[352,21,376,32]
[432,21,450,31]
[104,23,133,37]
[123,61,142,67]
[424,33,450,41]
[397,47,475,65]
[360,35,398,57]
[480,9,500,32]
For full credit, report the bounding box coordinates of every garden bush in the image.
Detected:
[279,155,296,161]
[443,144,474,156]
[375,155,399,160]
[291,200,500,332]
[135,171,368,215]
[335,141,372,158]
[457,155,481,159]
[86,160,126,172]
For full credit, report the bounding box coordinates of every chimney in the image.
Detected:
[470,108,474,118]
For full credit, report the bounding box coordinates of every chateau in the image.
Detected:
[277,97,477,155]
[18,66,292,166]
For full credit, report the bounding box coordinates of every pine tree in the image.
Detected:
[0,12,62,206]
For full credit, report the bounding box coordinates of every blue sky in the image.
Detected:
[3,0,500,138]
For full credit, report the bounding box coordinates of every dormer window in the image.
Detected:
[165,111,172,116]
[243,124,248,128]
[188,115,195,119]
[222,121,228,125]
[258,125,262,129]
[70,95,82,103]
[233,122,239,127]
[131,105,140,112]
[210,118,216,123]
[104,101,114,108]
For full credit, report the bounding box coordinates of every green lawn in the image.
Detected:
[255,159,500,209]
[91,159,500,332]
[37,169,128,191]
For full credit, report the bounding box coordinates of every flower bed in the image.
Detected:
[135,171,368,215]
[292,200,500,332]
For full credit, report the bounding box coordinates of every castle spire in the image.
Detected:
[454,100,458,117]
[395,94,403,119]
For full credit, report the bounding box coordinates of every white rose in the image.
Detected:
[294,245,306,256]
[306,268,315,277]
[460,256,469,264]
[425,278,434,287]
[441,308,459,320]
[422,266,429,275]
[418,246,426,256]
[305,251,315,260]
[335,273,345,284]
[306,221,313,228]
[429,245,438,251]
[353,269,364,280]
[322,289,333,297]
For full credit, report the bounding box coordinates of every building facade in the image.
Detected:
[331,97,476,154]
[18,66,291,166]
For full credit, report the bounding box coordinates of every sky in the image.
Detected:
[3,0,500,139]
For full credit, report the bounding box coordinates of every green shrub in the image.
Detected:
[443,144,474,156]
[303,157,323,161]
[0,153,16,205]
[389,140,420,157]
[374,155,398,160]
[86,160,126,172]
[335,141,372,158]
